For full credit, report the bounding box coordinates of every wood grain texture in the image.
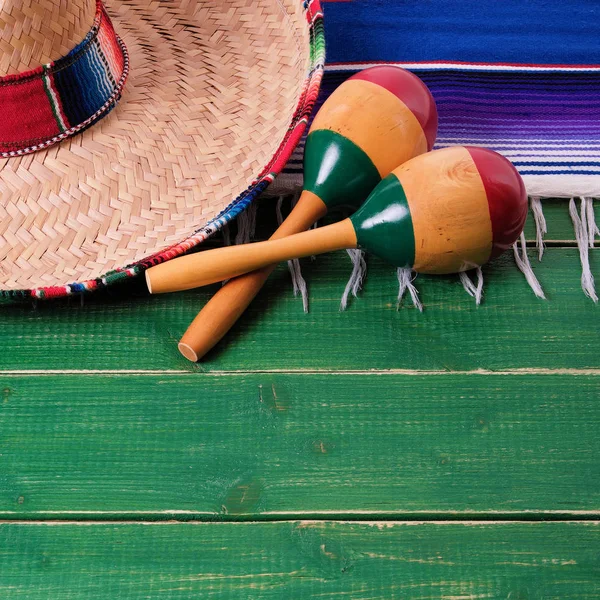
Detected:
[0,248,596,372]
[396,147,493,272]
[1,522,599,599]
[309,79,428,177]
[0,373,598,516]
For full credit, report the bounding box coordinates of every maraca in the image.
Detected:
[146,147,527,295]
[177,66,438,361]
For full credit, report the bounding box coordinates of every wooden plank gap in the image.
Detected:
[1,368,600,376]
[0,519,599,526]
[0,511,599,524]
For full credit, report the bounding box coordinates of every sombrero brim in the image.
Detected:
[0,0,324,299]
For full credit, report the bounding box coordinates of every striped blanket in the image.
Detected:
[277,0,600,199]
[270,0,599,303]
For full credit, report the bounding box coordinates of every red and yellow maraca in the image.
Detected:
[146,146,528,293]
[177,66,438,361]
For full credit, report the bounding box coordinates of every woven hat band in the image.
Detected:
[0,1,128,157]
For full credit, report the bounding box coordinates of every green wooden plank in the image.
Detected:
[0,373,598,516]
[1,521,599,599]
[0,248,597,372]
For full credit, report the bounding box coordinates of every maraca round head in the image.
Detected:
[466,146,528,258]
[350,146,527,274]
[349,66,438,152]
[303,66,438,211]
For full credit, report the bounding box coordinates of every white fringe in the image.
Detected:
[584,197,599,249]
[512,231,546,299]
[459,268,484,305]
[276,195,309,312]
[530,196,547,261]
[287,257,309,313]
[234,201,258,245]
[569,198,598,302]
[396,267,423,312]
[340,249,366,311]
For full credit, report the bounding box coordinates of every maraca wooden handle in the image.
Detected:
[146,218,358,295]
[178,192,327,361]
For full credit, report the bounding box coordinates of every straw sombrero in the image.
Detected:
[0,0,324,299]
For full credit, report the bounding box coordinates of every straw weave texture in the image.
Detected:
[0,0,96,76]
[0,0,314,292]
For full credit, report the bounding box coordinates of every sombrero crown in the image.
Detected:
[0,0,323,298]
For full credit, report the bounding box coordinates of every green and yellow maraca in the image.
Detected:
[146,146,528,293]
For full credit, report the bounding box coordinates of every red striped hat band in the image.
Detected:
[0,1,128,158]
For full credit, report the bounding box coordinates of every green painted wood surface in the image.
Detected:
[0,373,598,516]
[0,248,596,372]
[1,199,598,597]
[1,521,599,599]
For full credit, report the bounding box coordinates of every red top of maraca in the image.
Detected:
[466,146,528,257]
[350,66,438,151]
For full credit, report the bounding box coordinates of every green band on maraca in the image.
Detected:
[303,129,381,211]
[350,174,416,268]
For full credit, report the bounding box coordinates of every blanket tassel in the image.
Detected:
[234,201,258,245]
[340,249,367,311]
[276,195,309,312]
[569,197,598,302]
[221,204,257,286]
[459,267,484,305]
[513,232,546,299]
[396,267,423,312]
[584,197,599,249]
[530,196,547,261]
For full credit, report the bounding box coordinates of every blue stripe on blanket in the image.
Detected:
[322,0,599,66]
[277,2,600,197]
